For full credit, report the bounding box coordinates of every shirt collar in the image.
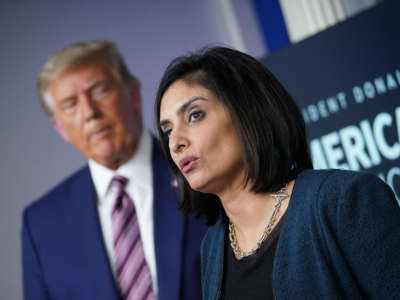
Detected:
[88,131,153,203]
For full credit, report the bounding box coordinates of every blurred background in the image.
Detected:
[1,0,396,298]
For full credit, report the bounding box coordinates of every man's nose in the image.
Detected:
[79,93,98,120]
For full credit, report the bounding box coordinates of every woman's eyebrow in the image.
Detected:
[160,96,206,127]
[176,96,206,114]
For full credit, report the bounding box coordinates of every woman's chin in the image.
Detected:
[188,178,214,194]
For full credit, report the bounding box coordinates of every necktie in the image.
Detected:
[111,175,155,300]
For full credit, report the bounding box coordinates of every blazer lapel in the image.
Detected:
[68,167,120,300]
[151,138,185,300]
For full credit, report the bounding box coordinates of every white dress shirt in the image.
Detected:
[88,131,158,293]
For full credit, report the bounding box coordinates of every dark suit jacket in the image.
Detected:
[22,138,206,300]
[201,170,400,299]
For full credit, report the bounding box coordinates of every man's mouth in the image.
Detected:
[91,126,111,140]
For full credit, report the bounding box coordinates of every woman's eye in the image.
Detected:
[163,128,172,137]
[188,110,204,122]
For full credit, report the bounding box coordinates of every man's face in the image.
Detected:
[48,55,142,169]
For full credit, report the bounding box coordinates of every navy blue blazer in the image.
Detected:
[22,137,206,300]
[201,170,400,299]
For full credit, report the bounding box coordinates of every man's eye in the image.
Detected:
[189,110,204,122]
[91,85,110,100]
[62,101,77,112]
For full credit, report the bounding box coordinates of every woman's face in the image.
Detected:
[159,80,245,195]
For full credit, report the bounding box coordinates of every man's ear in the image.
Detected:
[130,85,142,112]
[52,117,70,142]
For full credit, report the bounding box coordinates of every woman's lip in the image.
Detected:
[182,159,198,174]
[179,156,198,173]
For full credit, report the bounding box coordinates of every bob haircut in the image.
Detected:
[155,46,313,225]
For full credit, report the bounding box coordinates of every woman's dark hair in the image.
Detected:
[155,46,313,225]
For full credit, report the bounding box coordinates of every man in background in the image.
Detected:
[22,41,205,300]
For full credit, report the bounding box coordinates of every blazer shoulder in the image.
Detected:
[296,169,385,197]
[295,169,393,216]
[297,168,365,185]
[24,165,91,217]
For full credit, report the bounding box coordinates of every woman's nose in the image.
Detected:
[170,130,189,153]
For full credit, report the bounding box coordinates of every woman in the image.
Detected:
[154,47,400,299]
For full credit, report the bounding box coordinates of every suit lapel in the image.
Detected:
[151,137,185,300]
[67,167,120,300]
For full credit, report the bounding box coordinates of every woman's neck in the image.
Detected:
[218,180,295,252]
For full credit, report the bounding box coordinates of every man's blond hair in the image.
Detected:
[37,41,139,118]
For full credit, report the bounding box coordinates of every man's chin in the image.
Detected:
[90,140,134,169]
[92,156,120,170]
[95,140,114,157]
[90,142,119,169]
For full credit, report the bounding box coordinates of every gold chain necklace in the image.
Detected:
[228,184,288,260]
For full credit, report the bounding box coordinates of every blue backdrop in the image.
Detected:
[261,0,400,202]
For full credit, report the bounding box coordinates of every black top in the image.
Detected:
[220,216,284,300]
